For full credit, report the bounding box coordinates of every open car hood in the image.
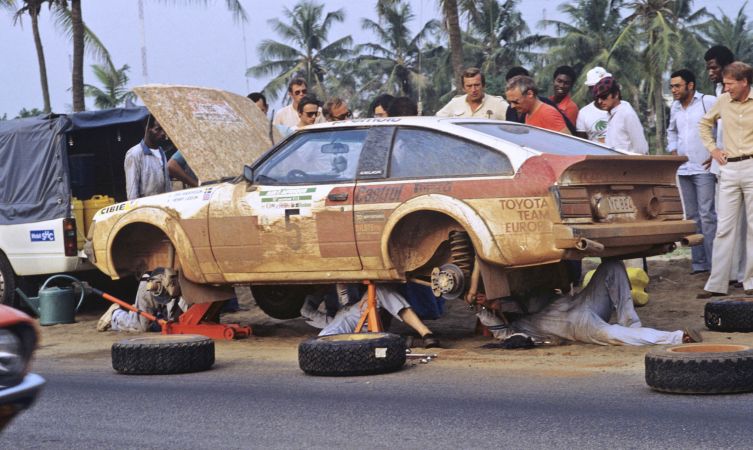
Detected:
[134,85,281,183]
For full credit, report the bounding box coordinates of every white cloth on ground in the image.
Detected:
[477,260,683,346]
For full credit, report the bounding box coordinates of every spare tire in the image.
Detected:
[645,344,753,394]
[112,335,214,375]
[299,332,406,376]
[705,299,753,332]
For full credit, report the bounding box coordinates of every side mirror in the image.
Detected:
[243,165,254,183]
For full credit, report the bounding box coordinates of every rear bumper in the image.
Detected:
[553,220,698,250]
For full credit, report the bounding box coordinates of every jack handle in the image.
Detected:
[81,282,167,326]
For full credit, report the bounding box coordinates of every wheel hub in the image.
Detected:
[431,264,465,299]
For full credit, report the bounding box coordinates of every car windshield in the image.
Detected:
[255,129,367,184]
[457,122,622,156]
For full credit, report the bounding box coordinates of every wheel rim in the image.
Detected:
[667,344,750,353]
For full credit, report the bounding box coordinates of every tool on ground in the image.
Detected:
[80,282,251,340]
[16,274,85,325]
[355,280,382,333]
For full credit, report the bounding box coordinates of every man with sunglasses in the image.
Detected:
[323,97,352,122]
[273,78,323,128]
[505,75,570,135]
[592,76,648,154]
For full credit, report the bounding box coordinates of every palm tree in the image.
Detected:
[614,0,709,152]
[356,0,440,100]
[247,0,352,101]
[540,0,635,103]
[703,1,753,64]
[464,0,543,92]
[84,64,136,109]
[8,0,65,113]
[441,0,464,92]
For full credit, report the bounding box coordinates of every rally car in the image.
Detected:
[84,85,698,317]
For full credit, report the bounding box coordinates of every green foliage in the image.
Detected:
[246,0,352,102]
[84,63,136,109]
[16,107,44,118]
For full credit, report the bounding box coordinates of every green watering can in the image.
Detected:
[16,274,85,326]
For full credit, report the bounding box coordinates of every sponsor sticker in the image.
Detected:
[30,230,55,242]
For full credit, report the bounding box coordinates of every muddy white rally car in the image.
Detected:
[84,85,698,318]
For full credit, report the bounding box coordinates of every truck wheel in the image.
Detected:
[0,251,17,307]
[298,332,406,376]
[645,344,753,394]
[705,299,753,332]
[251,285,309,319]
[112,335,214,375]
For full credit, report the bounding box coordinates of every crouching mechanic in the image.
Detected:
[300,284,440,348]
[477,260,702,346]
[97,268,186,332]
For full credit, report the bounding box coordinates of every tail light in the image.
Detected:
[63,218,77,256]
[556,187,592,221]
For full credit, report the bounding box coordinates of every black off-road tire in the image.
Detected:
[0,251,17,307]
[112,335,214,375]
[299,332,406,376]
[645,344,753,394]
[705,299,753,332]
[251,285,311,319]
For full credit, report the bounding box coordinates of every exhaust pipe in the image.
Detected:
[681,234,704,247]
[575,238,605,253]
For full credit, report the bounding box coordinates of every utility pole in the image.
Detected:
[138,0,149,83]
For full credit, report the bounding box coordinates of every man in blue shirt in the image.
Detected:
[667,69,718,274]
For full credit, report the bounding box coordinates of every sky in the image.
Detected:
[1,0,751,118]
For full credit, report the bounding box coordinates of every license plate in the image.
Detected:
[607,195,636,214]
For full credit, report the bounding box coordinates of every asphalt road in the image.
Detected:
[5,355,753,449]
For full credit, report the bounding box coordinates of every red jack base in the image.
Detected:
[161,302,252,340]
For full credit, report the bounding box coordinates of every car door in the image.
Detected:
[353,126,515,271]
[208,128,368,277]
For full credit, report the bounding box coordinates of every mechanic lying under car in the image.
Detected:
[477,260,702,347]
[97,269,187,332]
[300,284,440,348]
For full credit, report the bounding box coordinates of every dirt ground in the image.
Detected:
[33,251,753,377]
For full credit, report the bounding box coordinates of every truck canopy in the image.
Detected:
[0,107,148,225]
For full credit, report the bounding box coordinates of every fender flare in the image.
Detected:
[105,206,206,283]
[380,194,505,270]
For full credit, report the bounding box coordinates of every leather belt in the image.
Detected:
[727,154,753,162]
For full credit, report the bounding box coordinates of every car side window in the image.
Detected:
[389,128,513,178]
[255,129,368,184]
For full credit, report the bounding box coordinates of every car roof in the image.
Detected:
[304,116,544,171]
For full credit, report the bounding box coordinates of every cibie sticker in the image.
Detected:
[374,347,387,359]
[30,230,55,242]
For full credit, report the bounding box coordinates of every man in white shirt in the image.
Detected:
[436,67,508,119]
[705,45,747,287]
[667,69,718,275]
[575,66,611,142]
[272,78,323,128]
[592,76,649,154]
[123,115,171,200]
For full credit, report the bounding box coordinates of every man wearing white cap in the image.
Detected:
[576,67,612,142]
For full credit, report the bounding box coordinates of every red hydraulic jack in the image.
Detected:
[354,280,382,333]
[86,284,251,340]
